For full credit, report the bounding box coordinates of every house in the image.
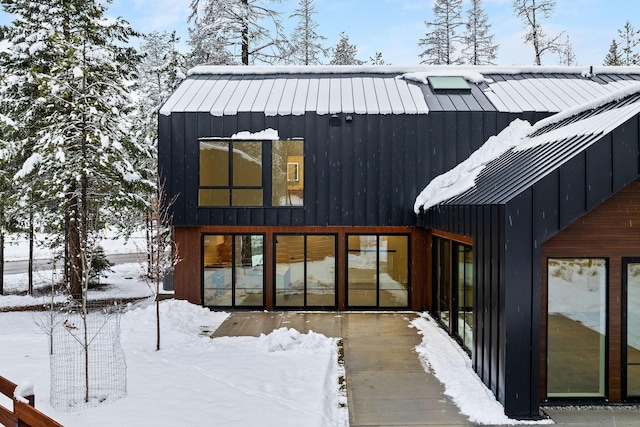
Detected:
[158,65,640,419]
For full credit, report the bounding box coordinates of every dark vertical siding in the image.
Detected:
[586,134,613,210]
[365,115,379,225]
[378,115,392,225]
[559,153,586,229]
[351,114,365,225]
[504,192,538,418]
[612,118,640,192]
[341,115,354,226]
[171,113,186,224]
[316,115,330,225]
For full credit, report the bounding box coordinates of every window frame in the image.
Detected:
[201,233,266,309]
[198,137,304,208]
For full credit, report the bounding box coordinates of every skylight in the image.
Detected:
[427,76,471,91]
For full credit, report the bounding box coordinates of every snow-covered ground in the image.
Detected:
[0,233,550,426]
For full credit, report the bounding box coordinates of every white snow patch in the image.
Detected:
[399,70,486,85]
[72,67,84,79]
[231,128,279,140]
[411,314,552,425]
[414,119,532,212]
[14,152,43,180]
[13,382,34,403]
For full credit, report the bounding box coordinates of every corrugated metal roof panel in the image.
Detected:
[161,66,640,116]
[443,93,640,206]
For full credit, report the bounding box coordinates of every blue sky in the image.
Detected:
[2,0,638,66]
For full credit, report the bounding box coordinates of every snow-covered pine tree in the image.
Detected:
[187,0,235,66]
[0,0,152,299]
[462,0,498,65]
[287,0,328,65]
[419,0,464,65]
[188,0,288,66]
[618,21,640,65]
[329,32,363,65]
[512,0,565,66]
[604,39,623,66]
[369,52,386,65]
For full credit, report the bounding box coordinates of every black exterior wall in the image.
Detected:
[418,114,640,418]
[158,109,549,229]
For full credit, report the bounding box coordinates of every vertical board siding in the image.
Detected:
[505,193,537,418]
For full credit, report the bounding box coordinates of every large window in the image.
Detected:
[624,259,640,398]
[274,234,336,308]
[433,236,473,352]
[547,258,607,397]
[199,139,303,207]
[202,234,264,308]
[347,235,409,308]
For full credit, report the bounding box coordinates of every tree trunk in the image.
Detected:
[0,221,4,296]
[67,193,83,299]
[28,209,34,295]
[241,0,249,65]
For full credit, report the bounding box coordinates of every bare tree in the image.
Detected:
[557,34,576,65]
[512,0,564,65]
[462,0,498,65]
[419,0,464,65]
[148,174,180,351]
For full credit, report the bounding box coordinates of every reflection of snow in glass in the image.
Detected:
[548,259,606,335]
[627,264,640,350]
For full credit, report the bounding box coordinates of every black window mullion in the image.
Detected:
[231,235,236,307]
[303,236,308,307]
[376,235,380,308]
[228,141,234,206]
[263,140,272,206]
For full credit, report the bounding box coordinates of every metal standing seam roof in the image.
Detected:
[443,93,640,206]
[160,65,640,116]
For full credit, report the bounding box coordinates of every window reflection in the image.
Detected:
[626,261,640,397]
[547,258,606,397]
[347,235,409,308]
[203,234,264,307]
[274,234,336,308]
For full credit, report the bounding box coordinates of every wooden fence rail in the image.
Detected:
[0,375,62,427]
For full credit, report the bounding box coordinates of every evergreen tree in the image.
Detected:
[188,0,288,66]
[0,0,152,298]
[287,0,328,65]
[618,21,640,65]
[419,0,464,65]
[462,0,498,65]
[329,32,363,65]
[187,0,235,66]
[369,52,386,65]
[604,39,623,66]
[512,0,564,65]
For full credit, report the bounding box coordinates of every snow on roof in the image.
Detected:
[414,84,640,212]
[231,128,279,140]
[187,64,640,77]
[414,119,532,213]
[163,65,640,117]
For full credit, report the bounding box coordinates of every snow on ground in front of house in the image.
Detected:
[411,314,553,425]
[0,299,347,427]
[2,228,147,262]
[0,261,154,309]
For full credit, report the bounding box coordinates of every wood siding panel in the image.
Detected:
[541,178,640,403]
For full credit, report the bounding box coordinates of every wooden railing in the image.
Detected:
[0,375,63,427]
